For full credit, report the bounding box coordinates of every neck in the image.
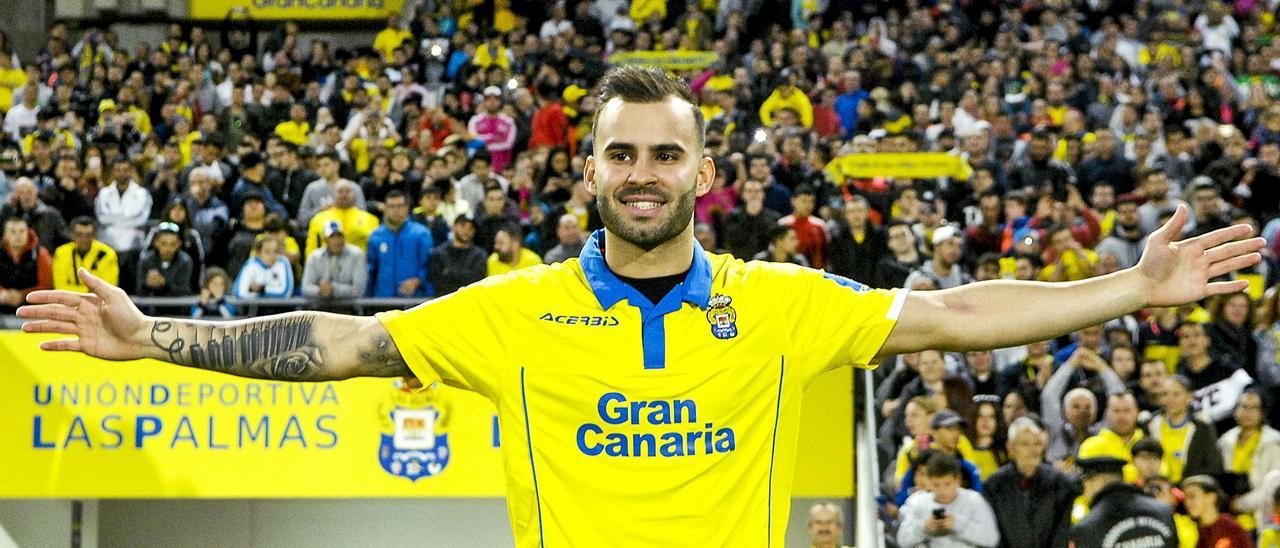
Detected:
[386,219,404,231]
[1166,407,1187,423]
[603,225,695,279]
[1187,354,1211,371]
[451,238,469,248]
[1241,424,1260,437]
[1198,509,1220,526]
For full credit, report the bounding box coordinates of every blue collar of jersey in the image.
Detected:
[578,229,712,312]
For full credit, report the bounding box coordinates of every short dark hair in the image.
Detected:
[384,189,409,203]
[1132,437,1164,458]
[592,65,705,150]
[923,451,962,478]
[768,224,793,244]
[70,216,97,229]
[793,184,816,198]
[316,150,340,163]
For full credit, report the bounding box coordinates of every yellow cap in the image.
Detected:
[562,85,588,104]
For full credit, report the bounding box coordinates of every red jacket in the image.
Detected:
[0,228,53,304]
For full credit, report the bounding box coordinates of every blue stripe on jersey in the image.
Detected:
[521,367,546,547]
[766,356,785,546]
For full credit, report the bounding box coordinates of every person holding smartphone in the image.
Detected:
[897,451,1000,547]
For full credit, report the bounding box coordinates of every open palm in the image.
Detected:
[1137,204,1265,308]
[17,267,150,360]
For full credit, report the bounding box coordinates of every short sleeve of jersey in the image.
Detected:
[784,268,907,381]
[375,282,508,398]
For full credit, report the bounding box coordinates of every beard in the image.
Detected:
[596,182,696,252]
[497,249,515,263]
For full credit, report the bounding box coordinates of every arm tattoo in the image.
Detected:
[149,316,325,381]
[358,332,412,378]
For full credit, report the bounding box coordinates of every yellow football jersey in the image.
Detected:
[377,230,906,546]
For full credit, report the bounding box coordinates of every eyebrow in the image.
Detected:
[603,142,688,155]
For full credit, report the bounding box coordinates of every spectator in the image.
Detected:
[306,180,380,257]
[468,86,517,172]
[183,167,230,263]
[1038,225,1098,282]
[1208,292,1257,379]
[301,221,367,299]
[759,70,813,129]
[1181,475,1252,548]
[96,157,151,253]
[455,153,509,217]
[487,223,540,277]
[806,502,846,548]
[906,226,972,290]
[428,214,486,296]
[411,180,452,246]
[1176,322,1239,391]
[0,215,51,312]
[474,183,517,253]
[231,151,288,218]
[367,190,432,297]
[1135,358,1170,414]
[143,199,207,292]
[983,417,1077,548]
[1149,375,1224,483]
[747,153,792,216]
[1082,392,1144,474]
[1094,194,1146,270]
[1131,438,1167,482]
[722,179,779,261]
[828,195,886,285]
[897,410,984,505]
[543,213,585,264]
[181,132,236,192]
[135,222,194,297]
[1069,437,1178,547]
[1077,128,1137,197]
[1260,490,1280,548]
[191,266,235,319]
[52,216,118,292]
[298,151,365,227]
[223,192,270,277]
[265,141,317,219]
[897,451,999,548]
[0,176,65,251]
[877,220,923,288]
[1042,346,1126,463]
[1218,389,1280,529]
[778,184,828,269]
[968,397,1009,480]
[233,236,294,300]
[753,225,808,266]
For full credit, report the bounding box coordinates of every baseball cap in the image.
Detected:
[483,86,503,97]
[562,84,588,104]
[1076,435,1129,475]
[98,99,117,112]
[930,409,967,430]
[931,225,962,246]
[156,221,182,236]
[323,221,344,238]
[453,213,477,227]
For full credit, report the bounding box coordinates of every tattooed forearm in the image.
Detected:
[358,331,412,378]
[148,314,325,381]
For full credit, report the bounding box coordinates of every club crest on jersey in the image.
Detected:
[378,380,451,481]
[706,294,738,340]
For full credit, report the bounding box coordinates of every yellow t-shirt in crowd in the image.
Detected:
[487,248,543,277]
[1159,418,1192,483]
[375,231,907,546]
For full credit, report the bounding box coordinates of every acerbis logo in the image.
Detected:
[538,313,620,327]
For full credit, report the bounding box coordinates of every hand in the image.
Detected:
[926,515,947,535]
[319,280,333,298]
[199,288,211,304]
[146,270,166,288]
[250,283,264,294]
[940,514,955,532]
[17,267,150,360]
[1137,204,1265,307]
[398,277,421,296]
[1070,347,1103,371]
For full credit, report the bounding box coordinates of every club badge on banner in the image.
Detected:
[0,332,853,498]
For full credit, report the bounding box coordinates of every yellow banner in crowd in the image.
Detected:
[189,0,405,20]
[833,153,971,181]
[0,332,853,498]
[608,50,721,71]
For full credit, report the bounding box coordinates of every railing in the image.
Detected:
[125,296,429,319]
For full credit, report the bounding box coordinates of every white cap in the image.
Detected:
[482,86,503,97]
[931,225,962,246]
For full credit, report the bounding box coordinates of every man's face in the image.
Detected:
[71,223,95,252]
[3,221,27,250]
[453,221,475,245]
[112,162,133,183]
[319,158,338,179]
[741,181,764,206]
[1065,394,1095,428]
[586,96,709,251]
[13,184,37,209]
[843,200,868,227]
[935,238,961,266]
[335,185,356,209]
[1007,428,1046,468]
[483,189,506,215]
[1106,395,1138,436]
[200,144,220,165]
[243,200,265,220]
[918,351,945,382]
[1192,189,1219,217]
[777,229,799,255]
[1091,185,1115,210]
[1079,325,1103,350]
[1029,137,1051,160]
[1139,361,1167,395]
[471,159,493,179]
[494,230,519,262]
[966,350,992,375]
[384,197,409,225]
[807,508,842,546]
[1116,202,1139,229]
[557,216,581,245]
[326,232,345,253]
[978,195,1000,224]
[887,226,913,254]
[1146,173,1169,199]
[748,158,771,181]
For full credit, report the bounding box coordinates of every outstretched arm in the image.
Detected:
[17,267,409,382]
[877,205,1264,357]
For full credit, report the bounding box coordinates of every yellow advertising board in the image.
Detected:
[607,51,721,71]
[188,0,405,21]
[0,332,854,498]
[833,152,972,181]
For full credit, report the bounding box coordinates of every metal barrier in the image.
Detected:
[124,296,432,318]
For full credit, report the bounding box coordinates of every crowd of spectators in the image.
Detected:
[3,0,1280,545]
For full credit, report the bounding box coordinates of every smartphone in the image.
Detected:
[932,507,946,519]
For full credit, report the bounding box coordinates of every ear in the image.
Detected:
[583,155,598,197]
[694,155,714,197]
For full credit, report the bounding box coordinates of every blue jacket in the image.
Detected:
[834,89,868,138]
[367,220,434,297]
